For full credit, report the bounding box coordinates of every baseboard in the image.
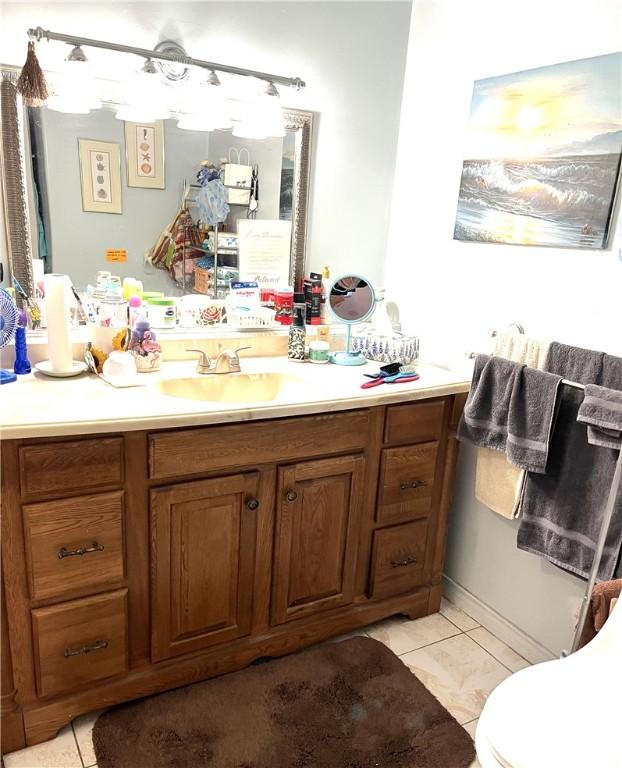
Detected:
[443,576,556,664]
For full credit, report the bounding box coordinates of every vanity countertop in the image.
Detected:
[0,356,472,439]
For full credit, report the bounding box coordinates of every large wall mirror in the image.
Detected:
[1,69,313,300]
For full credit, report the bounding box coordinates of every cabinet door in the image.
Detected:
[272,454,365,625]
[151,473,259,661]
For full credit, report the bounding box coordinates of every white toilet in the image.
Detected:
[476,596,622,768]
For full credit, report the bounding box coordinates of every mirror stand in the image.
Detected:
[327,275,376,366]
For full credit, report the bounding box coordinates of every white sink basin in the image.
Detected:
[158,372,303,403]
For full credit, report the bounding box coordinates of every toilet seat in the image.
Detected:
[476,597,622,768]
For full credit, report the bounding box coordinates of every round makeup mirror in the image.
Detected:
[328,275,376,365]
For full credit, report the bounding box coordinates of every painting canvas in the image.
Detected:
[78,139,122,214]
[454,53,622,248]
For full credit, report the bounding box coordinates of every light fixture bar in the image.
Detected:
[28,26,305,90]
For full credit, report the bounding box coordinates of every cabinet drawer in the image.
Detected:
[23,491,125,602]
[384,400,445,446]
[32,589,128,698]
[20,437,124,497]
[149,410,370,479]
[369,521,429,599]
[377,443,438,525]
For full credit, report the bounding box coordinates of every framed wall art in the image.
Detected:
[78,138,122,214]
[454,52,622,249]
[124,120,165,189]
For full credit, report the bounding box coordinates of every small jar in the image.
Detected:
[147,297,177,329]
[308,340,330,364]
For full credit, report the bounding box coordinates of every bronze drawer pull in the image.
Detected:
[246,497,259,510]
[63,639,108,658]
[286,490,298,502]
[391,555,418,568]
[400,480,427,491]
[58,542,104,559]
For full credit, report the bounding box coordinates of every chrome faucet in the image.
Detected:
[186,347,251,375]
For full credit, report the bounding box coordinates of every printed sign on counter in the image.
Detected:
[238,220,292,288]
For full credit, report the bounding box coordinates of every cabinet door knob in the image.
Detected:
[400,479,427,491]
[286,489,298,502]
[246,497,259,511]
[391,555,418,568]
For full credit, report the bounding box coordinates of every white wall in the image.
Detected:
[1,0,412,287]
[386,0,622,654]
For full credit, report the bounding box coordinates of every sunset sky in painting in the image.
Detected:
[465,52,622,159]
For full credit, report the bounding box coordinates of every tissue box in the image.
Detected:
[351,330,419,364]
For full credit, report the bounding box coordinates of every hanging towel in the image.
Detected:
[506,366,562,473]
[578,384,622,450]
[458,355,561,473]
[475,333,550,518]
[517,344,622,581]
[576,578,622,649]
[458,355,519,453]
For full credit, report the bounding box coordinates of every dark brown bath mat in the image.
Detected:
[93,636,475,768]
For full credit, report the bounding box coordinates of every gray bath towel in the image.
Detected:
[458,354,561,473]
[578,384,622,450]
[517,344,622,581]
[458,355,519,453]
[507,365,562,473]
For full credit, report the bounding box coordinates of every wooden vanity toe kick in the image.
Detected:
[20,588,430,746]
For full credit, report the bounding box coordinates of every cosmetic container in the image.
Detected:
[288,293,307,361]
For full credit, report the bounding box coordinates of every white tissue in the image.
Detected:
[44,274,72,372]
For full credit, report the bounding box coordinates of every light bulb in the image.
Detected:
[115,60,170,122]
[232,84,284,139]
[47,51,101,114]
[176,69,232,131]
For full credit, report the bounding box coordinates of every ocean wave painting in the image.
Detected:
[454,53,622,249]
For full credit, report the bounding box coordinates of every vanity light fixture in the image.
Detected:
[47,43,101,114]
[232,81,285,140]
[24,27,305,119]
[176,68,232,132]
[115,57,171,122]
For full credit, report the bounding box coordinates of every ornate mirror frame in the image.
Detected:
[0,71,35,303]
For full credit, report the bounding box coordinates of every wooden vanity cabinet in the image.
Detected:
[151,473,260,662]
[1,394,465,752]
[271,454,365,625]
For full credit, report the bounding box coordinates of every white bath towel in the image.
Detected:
[475,330,549,518]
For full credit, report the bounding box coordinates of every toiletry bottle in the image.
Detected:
[304,273,322,326]
[321,265,331,323]
[288,293,307,362]
[128,295,143,329]
[275,285,294,325]
[14,310,31,375]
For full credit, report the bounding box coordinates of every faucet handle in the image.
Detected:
[186,348,212,374]
[234,346,252,355]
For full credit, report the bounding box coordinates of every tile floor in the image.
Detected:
[3,597,530,768]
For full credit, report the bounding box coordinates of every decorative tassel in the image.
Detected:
[16,41,49,106]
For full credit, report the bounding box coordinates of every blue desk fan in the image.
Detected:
[0,289,18,385]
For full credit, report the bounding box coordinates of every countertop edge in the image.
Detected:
[1,381,471,440]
